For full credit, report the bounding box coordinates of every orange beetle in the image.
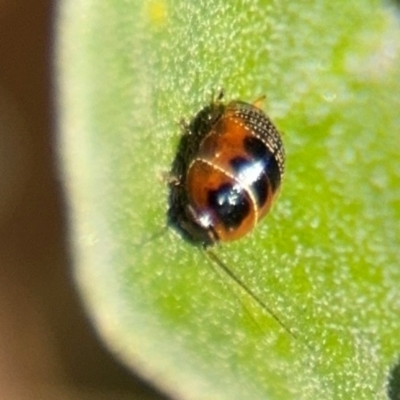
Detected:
[166,94,295,338]
[168,94,285,246]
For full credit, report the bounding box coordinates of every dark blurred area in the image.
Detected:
[0,2,168,399]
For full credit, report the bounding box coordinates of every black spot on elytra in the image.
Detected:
[244,135,268,159]
[251,176,269,207]
[243,136,281,191]
[230,156,269,207]
[207,183,250,230]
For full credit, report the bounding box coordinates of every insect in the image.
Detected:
[168,91,285,247]
[167,92,294,338]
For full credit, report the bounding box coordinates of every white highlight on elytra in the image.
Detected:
[235,159,265,187]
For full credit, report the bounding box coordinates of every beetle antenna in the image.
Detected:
[204,247,298,341]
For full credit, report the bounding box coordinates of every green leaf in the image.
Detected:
[57,1,400,399]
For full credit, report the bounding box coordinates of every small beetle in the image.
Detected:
[165,93,294,338]
[168,93,285,247]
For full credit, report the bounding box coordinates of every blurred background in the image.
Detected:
[0,2,168,399]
